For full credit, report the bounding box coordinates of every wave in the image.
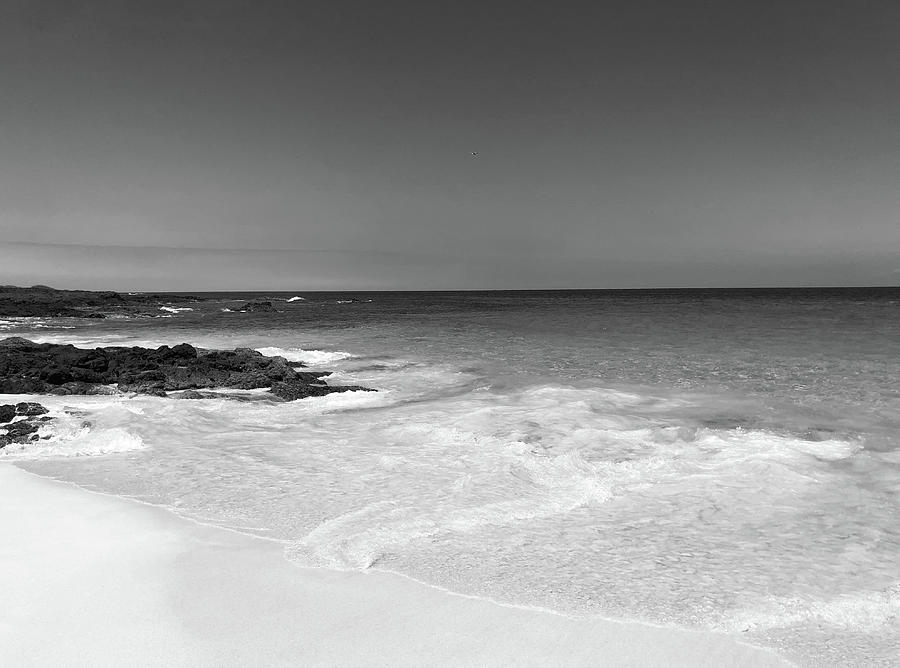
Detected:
[3,411,145,459]
[278,383,865,575]
[288,447,619,569]
[0,317,76,331]
[158,306,194,313]
[285,296,305,302]
[256,346,354,366]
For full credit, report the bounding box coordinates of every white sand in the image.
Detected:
[0,464,792,667]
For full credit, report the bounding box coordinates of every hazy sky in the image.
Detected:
[1,0,899,290]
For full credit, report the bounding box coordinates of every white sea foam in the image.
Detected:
[28,332,156,347]
[256,346,354,365]
[273,382,868,579]
[788,437,862,460]
[290,445,619,569]
[4,424,145,458]
[1,399,149,459]
[0,317,75,331]
[722,584,900,632]
[285,296,305,302]
[158,306,193,313]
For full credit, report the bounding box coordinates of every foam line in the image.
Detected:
[0,464,793,668]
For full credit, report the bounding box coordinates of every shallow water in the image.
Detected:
[5,289,900,666]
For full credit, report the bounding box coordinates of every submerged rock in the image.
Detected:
[177,390,205,400]
[0,338,373,402]
[231,300,276,313]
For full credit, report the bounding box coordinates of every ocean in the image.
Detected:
[3,288,899,666]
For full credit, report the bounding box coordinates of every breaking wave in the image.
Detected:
[256,346,355,366]
[4,418,145,459]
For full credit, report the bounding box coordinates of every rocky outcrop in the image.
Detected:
[0,285,203,318]
[0,401,52,449]
[0,337,373,401]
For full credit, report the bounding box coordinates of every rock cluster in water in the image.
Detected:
[0,337,372,401]
[230,300,277,313]
[0,401,52,449]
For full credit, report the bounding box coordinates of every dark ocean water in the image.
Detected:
[4,288,900,666]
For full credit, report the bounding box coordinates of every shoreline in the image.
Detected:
[1,463,792,667]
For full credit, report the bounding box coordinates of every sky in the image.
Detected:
[1,0,899,290]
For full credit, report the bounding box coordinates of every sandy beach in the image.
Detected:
[0,464,791,667]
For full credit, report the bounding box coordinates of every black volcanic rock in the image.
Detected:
[0,378,47,393]
[0,338,373,401]
[0,404,15,423]
[269,380,373,401]
[15,402,49,416]
[49,381,118,396]
[0,337,40,349]
[0,401,51,449]
[177,390,205,399]
[4,420,39,439]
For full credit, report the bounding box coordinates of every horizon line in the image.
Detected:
[5,283,900,294]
